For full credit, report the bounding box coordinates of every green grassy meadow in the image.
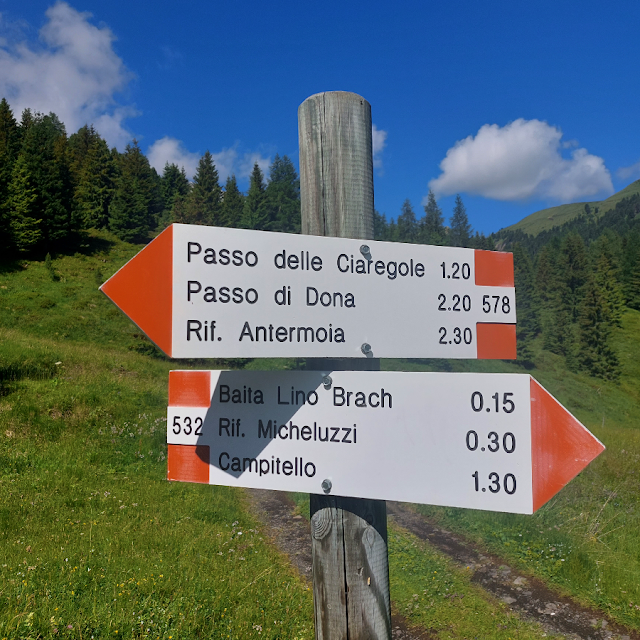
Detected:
[384,312,640,630]
[2,230,640,638]
[0,234,314,639]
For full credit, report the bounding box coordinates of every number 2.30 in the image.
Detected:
[439,327,473,344]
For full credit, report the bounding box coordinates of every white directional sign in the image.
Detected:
[166,370,604,514]
[101,224,517,359]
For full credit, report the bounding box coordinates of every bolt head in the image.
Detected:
[322,375,332,389]
[360,244,371,256]
[321,479,332,494]
[361,343,372,355]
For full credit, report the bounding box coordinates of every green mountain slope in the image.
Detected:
[504,179,640,236]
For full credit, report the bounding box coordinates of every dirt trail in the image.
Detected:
[247,489,639,640]
[387,502,638,640]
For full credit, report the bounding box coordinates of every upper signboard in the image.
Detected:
[101,224,517,359]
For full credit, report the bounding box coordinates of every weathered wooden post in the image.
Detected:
[299,91,392,640]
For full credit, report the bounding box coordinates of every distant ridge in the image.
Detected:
[503,179,640,236]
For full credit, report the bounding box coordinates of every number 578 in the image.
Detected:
[482,295,511,314]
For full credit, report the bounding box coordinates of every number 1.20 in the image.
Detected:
[441,262,470,280]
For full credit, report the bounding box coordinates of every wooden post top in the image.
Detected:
[298,91,375,240]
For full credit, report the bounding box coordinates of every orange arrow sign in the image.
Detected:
[165,370,604,513]
[530,377,605,511]
[101,225,174,355]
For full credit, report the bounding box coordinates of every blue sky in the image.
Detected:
[1,0,639,234]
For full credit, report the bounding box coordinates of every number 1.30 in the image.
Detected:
[472,471,516,494]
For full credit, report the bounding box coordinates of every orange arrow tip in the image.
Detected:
[100,225,173,357]
[530,377,605,512]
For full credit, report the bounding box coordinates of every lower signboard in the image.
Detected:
[166,370,604,514]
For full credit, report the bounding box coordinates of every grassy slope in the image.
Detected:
[503,179,640,236]
[2,230,640,636]
[0,233,314,639]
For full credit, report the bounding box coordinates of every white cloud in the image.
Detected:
[211,147,239,182]
[0,2,135,148]
[372,124,387,170]
[429,119,613,202]
[617,160,640,181]
[146,137,272,184]
[147,137,201,179]
[239,152,271,181]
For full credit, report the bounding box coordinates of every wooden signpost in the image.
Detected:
[100,91,606,640]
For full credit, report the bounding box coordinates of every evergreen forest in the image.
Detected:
[0,99,301,256]
[1,97,638,383]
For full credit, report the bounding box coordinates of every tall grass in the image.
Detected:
[0,233,313,639]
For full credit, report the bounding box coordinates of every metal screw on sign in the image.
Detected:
[323,375,333,389]
[321,479,332,494]
[360,244,372,259]
[361,343,372,356]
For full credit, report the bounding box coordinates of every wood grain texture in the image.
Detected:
[311,496,391,640]
[299,91,391,640]
[299,92,375,240]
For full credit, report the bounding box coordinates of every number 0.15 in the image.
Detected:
[470,392,515,413]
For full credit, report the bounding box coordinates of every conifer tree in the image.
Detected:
[449,194,472,247]
[591,236,625,327]
[469,232,495,250]
[577,276,620,380]
[397,199,417,243]
[17,112,74,251]
[6,154,40,252]
[512,244,539,366]
[262,155,300,233]
[373,210,389,241]
[559,233,589,322]
[68,124,96,172]
[535,245,558,308]
[240,163,268,230]
[537,242,573,356]
[621,230,640,310]
[221,175,244,228]
[20,108,34,132]
[183,151,222,226]
[158,163,190,229]
[69,125,116,229]
[420,190,445,245]
[386,218,398,242]
[0,98,21,250]
[108,141,161,243]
